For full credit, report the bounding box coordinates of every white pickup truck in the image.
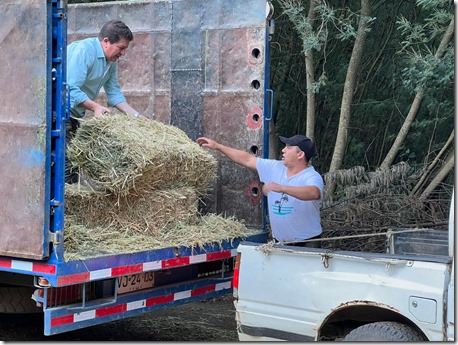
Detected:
[233,194,454,341]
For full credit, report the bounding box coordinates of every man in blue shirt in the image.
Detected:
[65,20,144,183]
[67,20,142,119]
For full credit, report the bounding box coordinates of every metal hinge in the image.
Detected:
[48,231,62,245]
[321,253,332,269]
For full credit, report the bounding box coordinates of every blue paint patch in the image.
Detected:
[19,148,46,167]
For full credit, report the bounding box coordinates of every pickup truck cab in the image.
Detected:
[233,194,454,341]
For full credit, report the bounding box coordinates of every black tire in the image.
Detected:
[343,321,425,341]
[0,287,42,314]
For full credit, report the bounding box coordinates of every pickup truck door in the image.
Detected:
[235,242,451,341]
[0,0,51,259]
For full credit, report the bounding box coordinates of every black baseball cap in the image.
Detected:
[279,134,315,161]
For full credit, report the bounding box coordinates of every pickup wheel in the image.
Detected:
[343,321,424,341]
[0,287,41,314]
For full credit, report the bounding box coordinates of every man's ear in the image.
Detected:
[101,37,110,50]
[299,151,308,163]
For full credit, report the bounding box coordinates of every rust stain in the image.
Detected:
[332,300,401,314]
[246,106,263,130]
[244,179,262,205]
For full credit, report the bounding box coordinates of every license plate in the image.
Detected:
[117,272,155,294]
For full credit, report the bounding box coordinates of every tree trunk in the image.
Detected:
[380,18,454,169]
[305,0,317,140]
[380,93,424,169]
[411,129,454,196]
[328,0,371,175]
[419,151,454,201]
[270,39,296,159]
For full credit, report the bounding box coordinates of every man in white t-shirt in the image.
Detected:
[196,134,323,247]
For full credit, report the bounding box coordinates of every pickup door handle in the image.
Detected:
[320,255,412,271]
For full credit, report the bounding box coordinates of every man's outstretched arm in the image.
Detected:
[196,137,257,170]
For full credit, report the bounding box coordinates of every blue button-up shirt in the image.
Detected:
[67,37,126,118]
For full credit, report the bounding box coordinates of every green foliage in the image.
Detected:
[417,0,452,11]
[270,0,453,174]
[302,33,324,52]
[278,0,376,55]
[326,10,376,41]
[397,0,453,52]
[391,0,454,167]
[400,46,454,93]
[314,3,334,20]
[279,0,328,54]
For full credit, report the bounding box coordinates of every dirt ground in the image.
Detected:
[0,295,238,341]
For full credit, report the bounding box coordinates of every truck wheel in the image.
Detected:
[343,321,424,341]
[0,287,41,314]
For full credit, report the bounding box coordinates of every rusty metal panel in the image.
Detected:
[0,0,49,259]
[68,0,268,228]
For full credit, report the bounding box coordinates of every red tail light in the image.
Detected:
[232,253,241,297]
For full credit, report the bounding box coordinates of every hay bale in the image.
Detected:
[63,115,258,262]
[65,183,199,235]
[66,116,217,196]
[64,213,259,261]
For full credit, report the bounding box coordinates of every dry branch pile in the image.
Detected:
[64,116,254,261]
[320,163,450,252]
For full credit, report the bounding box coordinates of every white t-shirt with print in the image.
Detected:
[256,158,323,242]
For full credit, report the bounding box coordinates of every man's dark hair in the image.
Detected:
[98,20,133,43]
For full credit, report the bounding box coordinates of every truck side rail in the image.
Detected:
[244,236,452,265]
[0,233,266,288]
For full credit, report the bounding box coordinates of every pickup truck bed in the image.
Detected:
[234,225,454,341]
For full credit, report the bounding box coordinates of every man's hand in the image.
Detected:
[196,137,257,170]
[196,137,218,150]
[93,105,112,117]
[137,114,149,121]
[79,99,111,118]
[262,182,281,196]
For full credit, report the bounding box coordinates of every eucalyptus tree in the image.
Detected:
[328,0,372,175]
[275,0,321,140]
[379,0,454,198]
[272,0,375,165]
[381,1,454,169]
